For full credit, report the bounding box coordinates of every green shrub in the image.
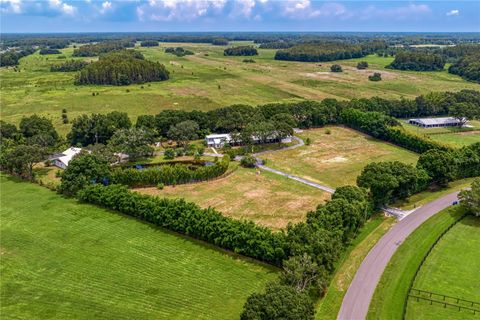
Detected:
[330,64,342,72]
[164,148,175,160]
[156,183,164,190]
[241,155,257,168]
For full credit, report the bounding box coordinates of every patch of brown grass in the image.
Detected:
[134,167,330,230]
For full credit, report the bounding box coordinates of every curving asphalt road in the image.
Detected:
[337,191,461,320]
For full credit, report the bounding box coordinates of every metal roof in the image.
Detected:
[409,117,464,126]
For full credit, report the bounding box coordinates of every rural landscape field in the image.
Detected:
[1,1,479,319]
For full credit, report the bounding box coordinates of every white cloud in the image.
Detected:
[232,0,256,18]
[446,9,459,16]
[99,1,112,14]
[1,0,22,13]
[360,4,430,20]
[141,0,228,22]
[48,0,76,16]
[282,1,350,19]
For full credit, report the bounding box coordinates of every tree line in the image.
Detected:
[224,46,258,56]
[0,47,36,67]
[50,60,89,72]
[140,40,159,47]
[165,47,194,57]
[39,48,61,55]
[274,41,386,62]
[387,51,445,71]
[448,52,480,83]
[72,40,135,57]
[110,155,230,187]
[75,50,169,86]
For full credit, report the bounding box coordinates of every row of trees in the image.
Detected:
[110,155,229,187]
[72,40,135,57]
[357,143,480,207]
[224,46,258,56]
[39,48,61,55]
[140,40,159,47]
[165,47,194,57]
[50,60,89,72]
[0,47,36,67]
[387,51,445,71]
[75,50,169,86]
[274,41,386,62]
[448,52,480,83]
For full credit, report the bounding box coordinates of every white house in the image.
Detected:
[53,147,83,169]
[205,133,292,148]
[408,117,466,128]
[205,134,232,148]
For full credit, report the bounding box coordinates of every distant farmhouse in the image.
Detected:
[205,133,292,148]
[408,117,466,128]
[52,147,83,169]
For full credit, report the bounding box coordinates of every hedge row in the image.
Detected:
[78,184,288,265]
[111,156,229,187]
[341,108,451,153]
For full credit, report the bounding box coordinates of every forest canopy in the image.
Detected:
[274,41,386,62]
[75,50,169,86]
[387,51,445,71]
[224,46,258,56]
[72,40,135,57]
[448,52,480,83]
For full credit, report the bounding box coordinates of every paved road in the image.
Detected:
[253,136,336,194]
[337,191,461,320]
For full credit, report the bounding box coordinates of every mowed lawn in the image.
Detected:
[405,216,480,320]
[135,165,330,230]
[0,175,277,319]
[1,42,477,135]
[261,126,419,188]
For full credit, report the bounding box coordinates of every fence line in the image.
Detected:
[402,213,468,319]
[408,294,480,315]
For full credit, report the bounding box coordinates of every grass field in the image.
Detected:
[315,215,395,320]
[367,205,466,320]
[134,163,329,229]
[1,42,477,135]
[260,126,419,188]
[405,216,480,320]
[0,175,277,319]
[401,120,480,148]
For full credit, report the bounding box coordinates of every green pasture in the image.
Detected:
[1,42,477,136]
[405,216,480,320]
[0,175,277,319]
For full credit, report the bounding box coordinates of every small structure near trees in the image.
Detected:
[408,117,466,128]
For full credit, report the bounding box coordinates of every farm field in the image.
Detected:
[0,175,277,320]
[260,126,419,188]
[1,42,478,135]
[401,121,480,147]
[405,216,480,320]
[134,164,330,229]
[367,206,466,320]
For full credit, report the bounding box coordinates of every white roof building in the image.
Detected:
[408,117,466,128]
[53,147,83,169]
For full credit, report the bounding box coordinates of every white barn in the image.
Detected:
[53,147,82,169]
[408,117,465,128]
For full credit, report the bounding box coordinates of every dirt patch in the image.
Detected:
[322,156,348,163]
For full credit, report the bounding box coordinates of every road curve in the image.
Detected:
[337,191,461,320]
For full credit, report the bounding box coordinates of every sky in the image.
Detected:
[1,0,479,33]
